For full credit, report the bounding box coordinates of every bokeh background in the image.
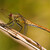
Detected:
[0,0,50,50]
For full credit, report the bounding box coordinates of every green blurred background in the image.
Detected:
[0,0,50,50]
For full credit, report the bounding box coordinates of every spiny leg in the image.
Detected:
[7,21,13,25]
[9,22,14,27]
[7,21,14,27]
[24,24,28,35]
[16,23,23,32]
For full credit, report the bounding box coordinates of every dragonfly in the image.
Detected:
[7,13,50,34]
[0,8,50,34]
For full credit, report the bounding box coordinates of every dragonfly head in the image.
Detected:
[9,13,12,17]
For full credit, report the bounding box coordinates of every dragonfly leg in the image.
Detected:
[7,21,14,27]
[7,21,13,25]
[9,22,14,27]
[24,24,28,35]
[16,23,23,32]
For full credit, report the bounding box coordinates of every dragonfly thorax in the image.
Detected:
[8,13,25,23]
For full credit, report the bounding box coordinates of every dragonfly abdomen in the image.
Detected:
[26,19,50,33]
[31,24,50,33]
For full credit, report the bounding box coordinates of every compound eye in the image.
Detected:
[9,13,12,17]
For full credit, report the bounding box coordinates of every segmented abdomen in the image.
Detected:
[25,19,50,33]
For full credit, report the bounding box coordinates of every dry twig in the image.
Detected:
[0,20,46,50]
